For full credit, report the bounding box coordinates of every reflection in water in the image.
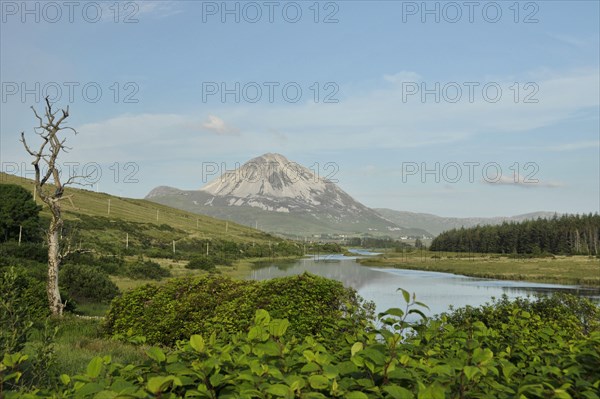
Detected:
[248,257,600,320]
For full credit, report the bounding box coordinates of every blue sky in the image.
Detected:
[1,0,598,217]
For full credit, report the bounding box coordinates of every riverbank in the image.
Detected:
[107,255,304,293]
[225,255,304,278]
[357,251,600,286]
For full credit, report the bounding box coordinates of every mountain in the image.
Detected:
[375,209,559,236]
[146,153,430,237]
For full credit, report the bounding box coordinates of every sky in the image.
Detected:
[1,0,598,217]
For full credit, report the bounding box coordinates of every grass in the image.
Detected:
[73,302,110,317]
[107,255,304,292]
[224,255,303,279]
[49,316,147,376]
[0,172,279,248]
[108,256,202,291]
[358,250,600,286]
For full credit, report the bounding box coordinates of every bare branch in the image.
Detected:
[20,132,37,156]
[30,105,44,127]
[20,97,80,316]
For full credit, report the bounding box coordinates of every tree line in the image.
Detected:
[430,214,600,255]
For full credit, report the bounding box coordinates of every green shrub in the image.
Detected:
[63,253,125,276]
[96,256,125,275]
[185,254,232,271]
[59,264,120,304]
[124,260,171,280]
[185,256,216,271]
[104,273,372,346]
[0,242,47,263]
[0,268,59,394]
[5,292,600,399]
[0,184,42,243]
[0,268,48,356]
[442,293,600,337]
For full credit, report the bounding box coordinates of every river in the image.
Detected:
[247,251,600,319]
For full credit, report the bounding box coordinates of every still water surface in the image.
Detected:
[247,252,600,319]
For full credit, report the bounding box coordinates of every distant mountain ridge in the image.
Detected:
[374,209,560,236]
[146,153,430,237]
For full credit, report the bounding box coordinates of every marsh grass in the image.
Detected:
[359,250,600,286]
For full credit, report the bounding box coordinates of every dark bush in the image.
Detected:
[0,242,47,263]
[104,273,372,346]
[96,256,126,275]
[185,256,216,271]
[125,259,171,280]
[63,253,126,275]
[0,184,42,243]
[60,264,120,304]
[185,254,232,271]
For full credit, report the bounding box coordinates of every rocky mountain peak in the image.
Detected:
[200,153,329,201]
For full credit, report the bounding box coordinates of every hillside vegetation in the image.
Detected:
[0,172,291,254]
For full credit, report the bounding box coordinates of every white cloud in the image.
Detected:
[506,140,600,153]
[201,115,240,135]
[136,1,183,18]
[94,1,181,22]
[63,67,599,162]
[546,33,589,48]
[383,71,422,84]
[484,175,564,189]
[544,140,600,152]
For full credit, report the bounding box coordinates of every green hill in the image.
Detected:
[0,172,285,256]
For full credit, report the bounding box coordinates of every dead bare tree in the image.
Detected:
[20,97,80,316]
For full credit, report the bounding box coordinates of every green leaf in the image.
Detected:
[417,383,445,399]
[145,347,166,363]
[308,375,329,390]
[147,376,174,394]
[383,385,414,399]
[86,357,103,379]
[209,373,225,387]
[431,364,453,377]
[269,319,290,338]
[94,391,118,399]
[381,308,405,318]
[346,392,369,399]
[337,361,359,376]
[301,362,321,373]
[255,341,281,356]
[362,348,387,365]
[60,374,71,386]
[265,384,292,397]
[472,348,493,365]
[553,389,573,399]
[286,376,306,392]
[304,393,327,399]
[408,309,428,320]
[3,371,22,383]
[75,382,104,396]
[190,335,205,353]
[351,342,363,357]
[255,309,271,325]
[463,366,480,381]
[397,288,411,304]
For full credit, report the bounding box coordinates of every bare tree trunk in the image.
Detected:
[47,210,63,315]
[20,97,81,317]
